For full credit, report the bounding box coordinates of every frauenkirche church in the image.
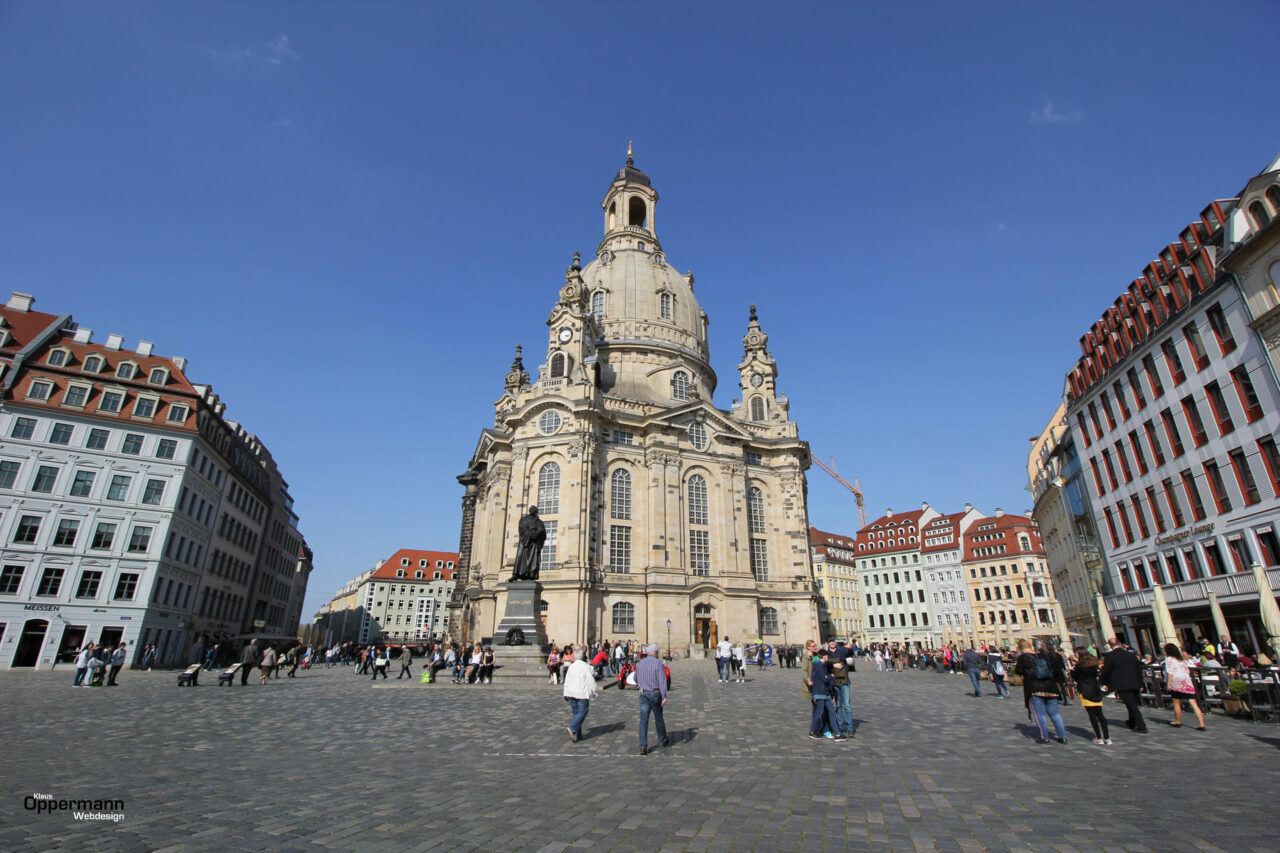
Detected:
[451,151,819,653]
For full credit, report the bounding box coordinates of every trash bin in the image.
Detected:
[935,658,946,673]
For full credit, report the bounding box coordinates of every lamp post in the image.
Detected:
[783,621,788,646]
[666,619,672,656]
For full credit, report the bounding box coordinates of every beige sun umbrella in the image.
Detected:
[1251,563,1280,658]
[1096,593,1115,644]
[1151,585,1179,650]
[1207,591,1230,646]
[1052,600,1073,653]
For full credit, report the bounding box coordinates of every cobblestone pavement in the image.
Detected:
[1,659,1277,852]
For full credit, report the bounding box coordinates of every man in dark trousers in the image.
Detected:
[1100,637,1147,733]
[240,640,258,686]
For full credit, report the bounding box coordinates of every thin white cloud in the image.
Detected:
[1028,98,1083,126]
[996,221,1007,233]
[267,35,299,66]
[272,117,294,129]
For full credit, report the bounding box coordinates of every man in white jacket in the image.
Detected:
[563,645,598,743]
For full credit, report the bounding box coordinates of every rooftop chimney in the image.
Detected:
[137,341,154,357]
[1024,510,1033,518]
[885,508,893,518]
[105,334,123,351]
[173,356,188,372]
[964,503,973,513]
[921,501,930,511]
[994,507,1004,517]
[6,292,34,312]
[73,327,93,344]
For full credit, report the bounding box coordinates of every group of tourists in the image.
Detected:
[560,642,671,754]
[72,642,128,687]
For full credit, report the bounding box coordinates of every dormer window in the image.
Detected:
[415,571,423,579]
[672,370,691,401]
[396,569,405,578]
[659,292,673,320]
[133,396,157,419]
[83,355,104,373]
[1249,200,1272,230]
[28,379,54,401]
[148,367,168,386]
[434,571,442,579]
[116,362,138,380]
[47,349,69,367]
[419,559,427,568]
[165,403,189,424]
[401,558,410,567]
[98,391,124,413]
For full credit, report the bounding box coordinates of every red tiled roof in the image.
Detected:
[809,525,858,564]
[8,334,200,432]
[372,549,460,581]
[962,515,1043,562]
[855,509,925,555]
[0,303,63,360]
[918,511,969,554]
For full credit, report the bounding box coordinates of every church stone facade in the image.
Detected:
[450,155,819,653]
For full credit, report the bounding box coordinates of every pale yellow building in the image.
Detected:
[452,154,819,654]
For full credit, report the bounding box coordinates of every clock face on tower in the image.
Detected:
[558,327,573,343]
[751,372,764,388]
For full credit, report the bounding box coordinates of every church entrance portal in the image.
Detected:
[693,604,715,649]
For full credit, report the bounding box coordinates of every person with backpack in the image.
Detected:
[986,647,1009,698]
[1015,640,1067,744]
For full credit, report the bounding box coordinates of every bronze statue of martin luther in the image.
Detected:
[510,506,546,582]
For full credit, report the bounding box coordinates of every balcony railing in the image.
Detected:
[1106,565,1280,613]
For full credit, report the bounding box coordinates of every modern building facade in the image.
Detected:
[809,526,860,641]
[1061,154,1280,655]
[0,293,309,669]
[452,154,820,653]
[1028,403,1112,647]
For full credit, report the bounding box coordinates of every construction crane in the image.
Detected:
[811,455,867,529]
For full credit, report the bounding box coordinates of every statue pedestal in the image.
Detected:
[492,580,550,683]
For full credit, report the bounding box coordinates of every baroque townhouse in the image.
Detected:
[356,549,458,644]
[962,511,1055,648]
[920,505,982,646]
[1063,153,1280,655]
[855,505,939,648]
[0,293,309,669]
[809,526,860,641]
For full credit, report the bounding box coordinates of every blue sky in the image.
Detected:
[3,3,1278,619]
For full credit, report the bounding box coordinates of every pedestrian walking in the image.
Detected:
[1015,640,1067,744]
[107,643,127,686]
[372,647,390,680]
[808,648,843,741]
[73,643,94,686]
[239,641,257,685]
[962,646,984,697]
[1162,644,1206,731]
[986,648,1009,698]
[397,647,415,680]
[715,636,732,682]
[562,645,598,742]
[259,646,277,684]
[1071,649,1111,744]
[1100,637,1148,734]
[635,644,670,755]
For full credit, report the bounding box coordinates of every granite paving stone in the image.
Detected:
[1,659,1276,851]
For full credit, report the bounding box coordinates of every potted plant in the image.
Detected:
[1223,679,1251,716]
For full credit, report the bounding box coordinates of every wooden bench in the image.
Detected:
[177,664,201,686]
[218,663,242,686]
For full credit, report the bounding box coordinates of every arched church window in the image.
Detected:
[607,201,617,230]
[550,352,566,378]
[748,487,768,582]
[688,422,708,451]
[537,462,560,515]
[749,396,766,422]
[612,602,635,633]
[591,290,606,319]
[747,487,766,534]
[660,292,673,320]
[687,475,708,525]
[1249,200,1272,229]
[610,468,632,520]
[672,370,690,401]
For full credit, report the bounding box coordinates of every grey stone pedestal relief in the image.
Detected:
[492,580,550,682]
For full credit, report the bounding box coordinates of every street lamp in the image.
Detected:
[666,619,672,656]
[783,621,788,646]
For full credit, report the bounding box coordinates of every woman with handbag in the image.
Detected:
[1163,644,1206,730]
